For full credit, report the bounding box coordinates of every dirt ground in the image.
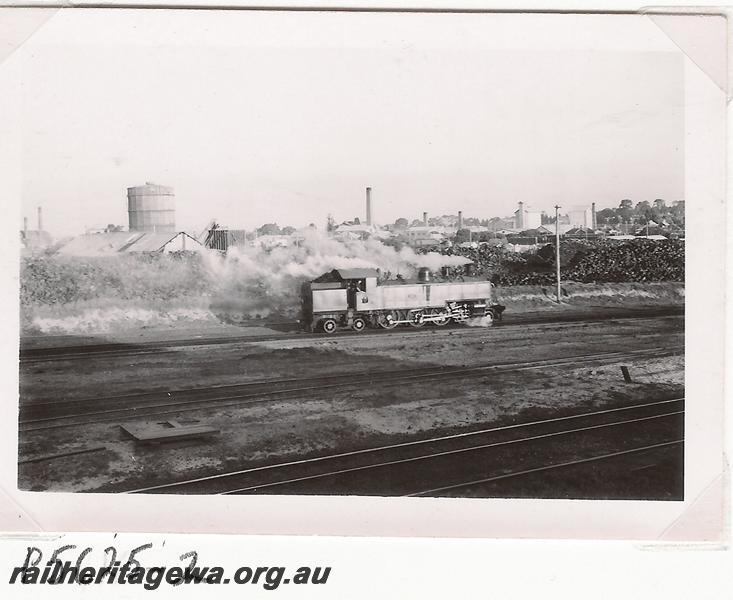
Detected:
[18,312,684,494]
[21,281,683,337]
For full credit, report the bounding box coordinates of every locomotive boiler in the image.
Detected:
[301,266,505,333]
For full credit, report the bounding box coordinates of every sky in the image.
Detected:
[12,10,684,237]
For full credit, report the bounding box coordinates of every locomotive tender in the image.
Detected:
[301,266,505,333]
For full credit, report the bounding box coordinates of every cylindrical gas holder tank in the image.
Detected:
[127,182,176,233]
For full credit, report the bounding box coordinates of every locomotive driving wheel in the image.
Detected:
[429,308,450,326]
[377,311,399,329]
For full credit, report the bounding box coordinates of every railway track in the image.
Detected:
[20,306,683,363]
[123,397,684,495]
[19,346,682,432]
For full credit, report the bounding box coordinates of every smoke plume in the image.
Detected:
[205,230,469,320]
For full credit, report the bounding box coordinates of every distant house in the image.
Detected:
[250,234,293,249]
[564,226,597,237]
[481,238,506,247]
[541,223,577,235]
[633,223,669,237]
[333,224,376,241]
[401,226,446,247]
[518,226,552,237]
[488,218,517,232]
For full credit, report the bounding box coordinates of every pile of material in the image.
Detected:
[420,239,684,285]
[562,239,684,283]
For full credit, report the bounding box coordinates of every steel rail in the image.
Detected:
[20,344,677,411]
[406,439,684,497]
[20,307,684,363]
[19,347,681,431]
[125,397,684,494]
[217,411,684,495]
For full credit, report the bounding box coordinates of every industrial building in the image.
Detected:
[203,228,249,252]
[58,231,203,256]
[20,207,52,250]
[513,202,542,230]
[567,204,598,229]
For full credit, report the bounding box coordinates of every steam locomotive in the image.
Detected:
[301,265,505,333]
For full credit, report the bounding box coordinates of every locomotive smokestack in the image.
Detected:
[423,211,428,227]
[37,206,43,232]
[458,211,463,230]
[366,187,372,227]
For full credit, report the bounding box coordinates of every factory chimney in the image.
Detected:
[423,211,428,227]
[37,206,43,232]
[517,201,524,229]
[366,187,372,227]
[591,202,597,230]
[457,211,463,230]
[23,217,28,237]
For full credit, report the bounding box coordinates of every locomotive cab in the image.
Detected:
[302,268,380,333]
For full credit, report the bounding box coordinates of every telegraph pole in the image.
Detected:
[555,205,562,303]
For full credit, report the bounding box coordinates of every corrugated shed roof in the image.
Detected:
[57,231,202,256]
[58,232,143,256]
[124,232,202,252]
[564,227,595,235]
[124,232,180,252]
[519,227,552,236]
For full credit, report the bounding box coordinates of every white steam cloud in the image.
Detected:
[205,230,469,319]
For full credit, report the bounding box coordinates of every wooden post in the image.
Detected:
[621,366,632,383]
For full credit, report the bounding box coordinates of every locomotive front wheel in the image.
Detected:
[321,318,337,334]
[352,317,366,332]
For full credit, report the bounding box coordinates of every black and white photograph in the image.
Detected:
[1,6,726,541]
